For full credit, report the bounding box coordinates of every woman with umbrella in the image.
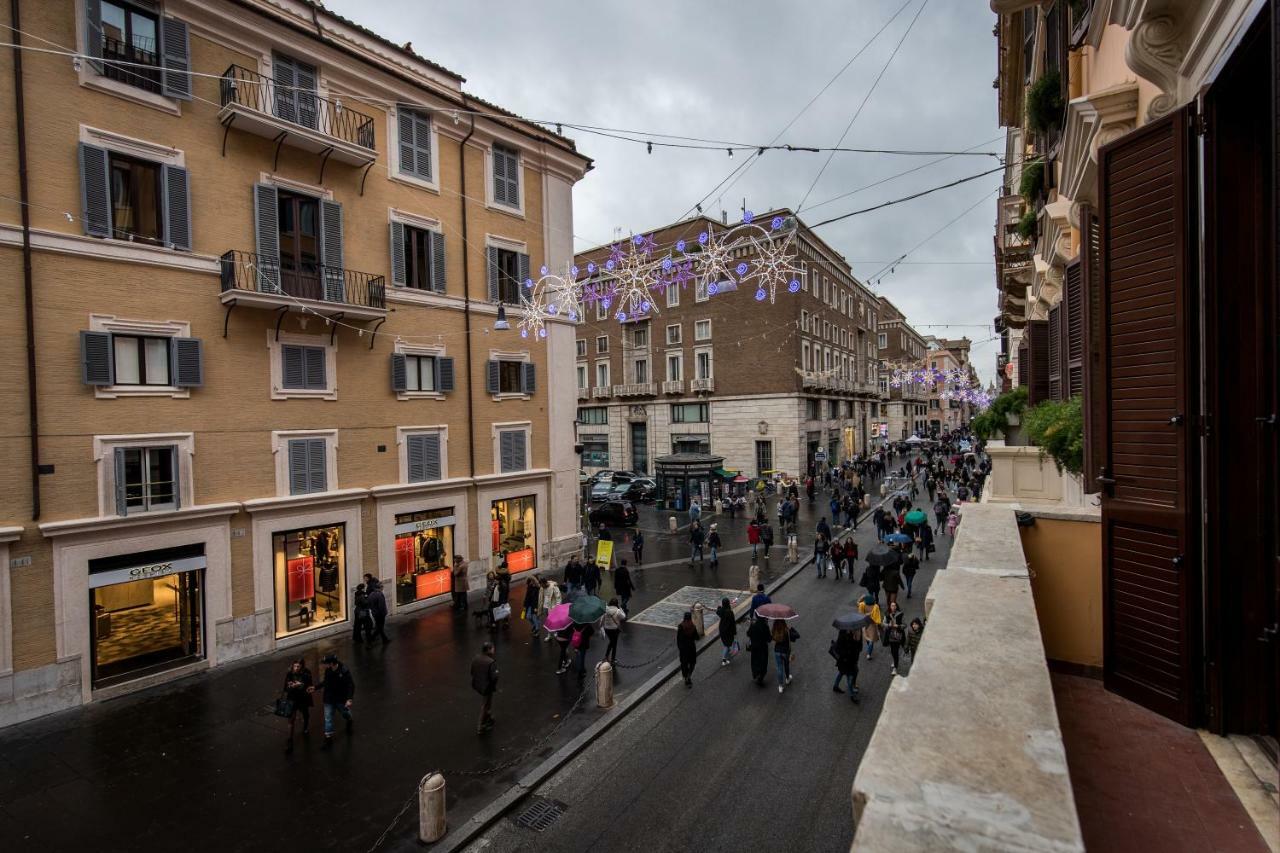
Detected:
[676,612,699,687]
[829,614,867,702]
[857,594,882,660]
[757,603,799,693]
[568,595,606,677]
[747,614,772,685]
[544,603,573,674]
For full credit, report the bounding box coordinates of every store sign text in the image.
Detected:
[393,515,456,537]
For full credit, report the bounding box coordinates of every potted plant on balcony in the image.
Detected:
[1019,160,1045,205]
[1026,68,1065,135]
[1016,209,1038,241]
[970,386,1027,443]
[1022,395,1084,476]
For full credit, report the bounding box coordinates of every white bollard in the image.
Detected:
[880,483,888,497]
[668,515,678,533]
[748,564,760,594]
[714,499,723,514]
[596,660,615,709]
[787,534,798,565]
[692,602,706,637]
[418,772,447,843]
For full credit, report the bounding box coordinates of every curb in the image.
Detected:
[428,482,906,851]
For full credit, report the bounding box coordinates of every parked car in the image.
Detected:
[588,500,639,527]
[611,477,656,503]
[589,482,615,502]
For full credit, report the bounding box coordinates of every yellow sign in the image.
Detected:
[595,540,614,568]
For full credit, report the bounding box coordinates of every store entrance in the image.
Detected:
[91,570,203,688]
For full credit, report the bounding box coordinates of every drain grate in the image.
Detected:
[513,797,566,832]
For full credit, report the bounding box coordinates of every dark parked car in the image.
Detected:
[588,500,639,527]
[589,482,616,502]
[611,478,656,503]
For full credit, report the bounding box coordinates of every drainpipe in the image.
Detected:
[458,112,477,478]
[10,0,40,520]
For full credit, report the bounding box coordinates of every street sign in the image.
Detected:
[814,448,828,462]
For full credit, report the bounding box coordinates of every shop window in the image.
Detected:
[580,435,609,467]
[113,444,178,515]
[393,508,454,605]
[670,402,708,423]
[578,406,608,425]
[497,428,528,473]
[272,524,345,638]
[491,495,536,573]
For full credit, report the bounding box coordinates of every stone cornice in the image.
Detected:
[1059,84,1140,210]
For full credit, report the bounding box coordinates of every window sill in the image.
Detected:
[95,385,191,400]
[492,392,530,402]
[80,69,182,116]
[396,391,446,401]
[387,286,453,307]
[389,172,441,195]
[485,200,526,220]
[271,387,338,401]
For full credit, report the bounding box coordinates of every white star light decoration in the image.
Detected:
[510,211,805,341]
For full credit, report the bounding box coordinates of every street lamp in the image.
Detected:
[494,304,510,331]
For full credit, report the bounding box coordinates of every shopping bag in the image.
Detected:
[492,603,512,621]
[273,695,294,718]
[729,641,741,658]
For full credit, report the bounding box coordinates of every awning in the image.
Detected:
[712,467,736,480]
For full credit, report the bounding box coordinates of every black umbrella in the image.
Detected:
[865,549,900,568]
[832,612,872,631]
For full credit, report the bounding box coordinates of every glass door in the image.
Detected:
[277,191,321,301]
[630,422,648,474]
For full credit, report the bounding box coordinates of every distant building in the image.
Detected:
[875,297,929,440]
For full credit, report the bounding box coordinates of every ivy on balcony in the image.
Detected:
[1016,209,1039,241]
[971,386,1027,441]
[1026,69,1065,135]
[1019,160,1045,204]
[1023,395,1084,475]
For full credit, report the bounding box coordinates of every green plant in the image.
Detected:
[1016,209,1038,241]
[970,386,1028,440]
[1026,69,1065,134]
[1023,395,1084,475]
[1019,160,1045,204]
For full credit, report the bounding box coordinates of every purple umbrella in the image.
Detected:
[543,603,572,632]
[756,603,799,621]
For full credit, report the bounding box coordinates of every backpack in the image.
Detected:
[570,628,584,649]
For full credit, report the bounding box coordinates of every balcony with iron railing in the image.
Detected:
[219,64,377,169]
[101,36,161,94]
[997,195,1034,256]
[219,250,387,320]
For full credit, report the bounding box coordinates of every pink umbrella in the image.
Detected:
[756,603,798,621]
[543,602,573,632]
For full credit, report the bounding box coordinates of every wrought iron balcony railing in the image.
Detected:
[220,250,386,313]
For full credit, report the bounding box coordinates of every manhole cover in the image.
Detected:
[513,797,566,832]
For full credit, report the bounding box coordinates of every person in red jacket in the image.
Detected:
[747,519,761,560]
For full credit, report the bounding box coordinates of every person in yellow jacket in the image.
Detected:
[857,593,882,660]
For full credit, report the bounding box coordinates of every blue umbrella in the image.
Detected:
[885,533,913,544]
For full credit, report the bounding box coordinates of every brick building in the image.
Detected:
[573,210,880,487]
[0,0,590,725]
[875,297,929,441]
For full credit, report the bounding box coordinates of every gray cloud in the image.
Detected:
[328,0,1001,385]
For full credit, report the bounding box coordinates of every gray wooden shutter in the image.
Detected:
[486,246,500,302]
[406,434,426,482]
[421,433,442,481]
[499,430,514,473]
[517,252,531,292]
[282,344,304,388]
[389,221,406,286]
[430,231,446,293]
[320,200,344,302]
[114,447,128,515]
[436,357,455,392]
[522,362,536,394]
[486,360,500,394]
[287,440,308,494]
[304,346,326,389]
[272,55,297,124]
[306,437,327,492]
[168,444,182,510]
[159,17,192,100]
[513,430,527,470]
[85,0,104,73]
[398,109,417,176]
[171,337,203,387]
[253,183,280,292]
[162,165,191,250]
[399,110,432,180]
[391,353,407,392]
[492,148,508,205]
[294,60,318,130]
[80,330,113,385]
[79,143,111,238]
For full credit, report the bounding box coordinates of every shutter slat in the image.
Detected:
[421,433,442,481]
[253,184,280,292]
[486,360,500,394]
[168,444,181,510]
[398,109,417,177]
[430,230,446,293]
[391,353,407,392]
[437,357,455,392]
[172,337,203,387]
[114,447,127,515]
[79,143,111,238]
[320,200,344,302]
[390,221,406,286]
[517,252,531,292]
[406,434,426,482]
[307,438,327,492]
[499,430,514,473]
[1081,207,1105,487]
[80,330,113,385]
[304,345,326,390]
[1047,305,1062,401]
[288,440,308,495]
[522,362,536,394]
[162,165,191,250]
[487,247,500,302]
[272,55,297,124]
[160,17,191,100]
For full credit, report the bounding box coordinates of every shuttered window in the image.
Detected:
[1064,258,1085,398]
[392,223,446,292]
[398,109,433,181]
[281,344,327,390]
[86,2,190,100]
[498,429,528,473]
[79,144,191,250]
[1047,304,1063,401]
[272,53,318,130]
[487,359,533,394]
[406,432,443,483]
[114,445,179,515]
[79,331,202,388]
[1080,205,1105,489]
[492,144,520,208]
[287,438,328,495]
[486,246,529,303]
[1025,319,1050,405]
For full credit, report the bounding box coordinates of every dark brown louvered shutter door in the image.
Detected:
[1081,205,1105,488]
[1064,258,1084,398]
[1098,105,1198,726]
[1025,319,1050,404]
[1047,305,1063,401]
[1017,338,1029,389]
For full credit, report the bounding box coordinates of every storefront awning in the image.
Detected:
[712,467,736,480]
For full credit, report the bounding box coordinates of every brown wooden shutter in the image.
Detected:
[1098,105,1198,726]
[1047,304,1063,401]
[1080,205,1105,488]
[1025,319,1050,404]
[1064,257,1084,398]
[1017,338,1029,388]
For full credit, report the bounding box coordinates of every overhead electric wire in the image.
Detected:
[862,186,1001,284]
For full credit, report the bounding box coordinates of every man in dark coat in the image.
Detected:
[470,642,499,734]
[676,613,699,687]
[747,616,772,686]
[584,561,602,597]
[366,580,390,644]
[315,653,354,749]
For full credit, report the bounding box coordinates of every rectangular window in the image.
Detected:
[403,225,437,291]
[492,144,521,208]
[111,334,170,386]
[497,360,525,394]
[576,340,587,357]
[272,53,319,130]
[695,351,712,380]
[280,344,327,390]
[596,335,609,354]
[878,333,887,349]
[493,247,523,304]
[119,445,176,512]
[405,432,443,483]
[108,152,163,243]
[497,429,528,473]
[595,362,609,387]
[632,328,649,348]
[695,280,708,302]
[755,440,773,476]
[666,284,680,307]
[404,354,437,392]
[633,359,649,383]
[667,354,682,381]
[806,399,820,420]
[829,400,840,419]
[670,403,708,423]
[273,524,345,638]
[286,437,328,495]
[576,364,587,389]
[596,299,609,321]
[694,320,711,341]
[666,324,682,345]
[578,406,608,425]
[580,435,609,468]
[99,0,161,93]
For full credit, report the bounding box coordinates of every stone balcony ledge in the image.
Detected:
[850,501,1084,853]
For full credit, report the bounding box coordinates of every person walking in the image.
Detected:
[631,529,644,566]
[352,583,372,644]
[747,520,761,560]
[749,582,770,621]
[689,498,702,524]
[602,598,626,664]
[451,557,470,612]
[859,560,882,605]
[564,559,584,599]
[843,539,859,584]
[537,577,562,642]
[554,624,573,674]
[772,619,797,694]
[314,653,354,750]
[917,522,934,562]
[882,558,902,609]
[747,615,772,686]
[760,522,774,560]
[367,580,391,644]
[814,534,830,579]
[830,629,860,703]
[676,612,699,687]
[584,560,602,597]
[470,642,499,734]
[522,576,542,638]
[884,601,906,675]
[707,524,722,568]
[934,498,948,534]
[716,597,737,666]
[282,658,313,753]
[484,571,500,629]
[857,595,882,660]
[614,560,635,613]
[689,522,706,567]
[571,621,595,678]
[946,509,961,537]
[902,550,920,599]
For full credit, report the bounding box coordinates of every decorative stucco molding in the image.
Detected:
[1059,84,1140,211]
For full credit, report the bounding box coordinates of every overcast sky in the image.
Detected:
[328,0,1002,385]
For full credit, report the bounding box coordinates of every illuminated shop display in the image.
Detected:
[272,524,346,638]
[393,508,455,605]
